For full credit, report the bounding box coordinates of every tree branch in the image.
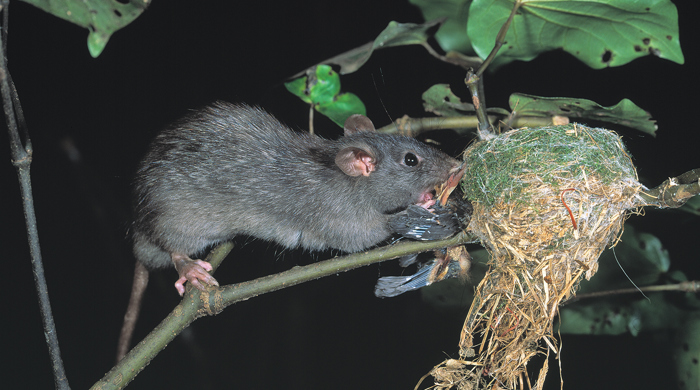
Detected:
[561,280,700,306]
[638,168,700,208]
[376,115,554,136]
[94,232,476,389]
[0,3,70,389]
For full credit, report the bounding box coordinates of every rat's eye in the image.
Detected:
[404,152,419,167]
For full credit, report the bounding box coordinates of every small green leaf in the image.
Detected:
[284,77,313,104]
[285,66,366,127]
[21,0,149,57]
[308,65,341,104]
[468,0,684,69]
[284,65,340,106]
[410,0,475,54]
[317,93,367,127]
[509,93,657,135]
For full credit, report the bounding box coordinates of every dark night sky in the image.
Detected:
[2,1,699,389]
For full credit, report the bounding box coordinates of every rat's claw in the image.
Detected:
[195,259,214,272]
[171,253,220,296]
[174,277,188,296]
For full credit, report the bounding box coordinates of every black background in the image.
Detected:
[2,1,699,389]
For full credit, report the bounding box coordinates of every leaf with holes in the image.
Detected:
[509,93,657,135]
[576,225,670,293]
[21,0,150,57]
[558,225,688,336]
[674,317,700,388]
[422,84,476,117]
[422,84,510,117]
[558,295,682,336]
[468,0,684,69]
[285,65,341,106]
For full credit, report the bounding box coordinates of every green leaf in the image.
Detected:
[284,77,313,104]
[422,84,510,117]
[317,93,366,128]
[375,20,442,48]
[292,19,445,77]
[509,93,657,136]
[558,225,683,336]
[285,66,366,127]
[577,225,670,294]
[468,0,684,69]
[284,65,340,106]
[410,0,475,54]
[559,296,685,336]
[679,196,700,217]
[308,65,341,104]
[422,84,475,117]
[674,316,700,389]
[559,300,643,335]
[21,0,149,57]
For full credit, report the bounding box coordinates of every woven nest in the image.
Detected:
[431,124,646,390]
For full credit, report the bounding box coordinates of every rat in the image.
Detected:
[117,102,462,360]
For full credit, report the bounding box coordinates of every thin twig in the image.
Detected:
[0,3,70,389]
[561,280,700,306]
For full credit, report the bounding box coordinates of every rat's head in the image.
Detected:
[335,114,461,212]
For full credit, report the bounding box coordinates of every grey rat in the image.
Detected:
[117,102,461,360]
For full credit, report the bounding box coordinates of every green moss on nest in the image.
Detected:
[460,124,637,207]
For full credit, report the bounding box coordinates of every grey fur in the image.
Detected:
[132,102,459,268]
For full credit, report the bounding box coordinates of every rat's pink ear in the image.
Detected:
[335,146,376,177]
[344,114,376,135]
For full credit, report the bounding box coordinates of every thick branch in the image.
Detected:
[638,168,700,208]
[93,232,475,389]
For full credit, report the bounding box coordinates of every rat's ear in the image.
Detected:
[344,114,376,135]
[335,146,376,177]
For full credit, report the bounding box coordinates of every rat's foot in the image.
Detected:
[171,253,220,296]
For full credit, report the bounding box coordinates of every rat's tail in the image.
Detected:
[116,261,149,362]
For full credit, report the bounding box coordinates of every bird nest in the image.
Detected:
[430,124,646,389]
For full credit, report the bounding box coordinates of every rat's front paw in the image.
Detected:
[171,254,220,296]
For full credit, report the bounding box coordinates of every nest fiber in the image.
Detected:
[432,124,645,389]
